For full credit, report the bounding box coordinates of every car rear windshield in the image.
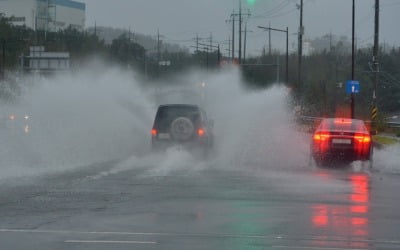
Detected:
[154,106,201,130]
[318,118,368,133]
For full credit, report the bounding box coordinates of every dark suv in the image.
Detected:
[151,104,214,152]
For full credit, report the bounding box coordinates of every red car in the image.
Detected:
[310,118,374,166]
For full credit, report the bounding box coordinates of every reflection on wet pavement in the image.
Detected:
[311,172,370,249]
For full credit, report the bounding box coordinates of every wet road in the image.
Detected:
[1,158,400,250]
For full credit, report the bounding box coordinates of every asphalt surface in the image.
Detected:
[1,154,400,250]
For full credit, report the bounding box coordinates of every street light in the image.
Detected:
[258,25,289,84]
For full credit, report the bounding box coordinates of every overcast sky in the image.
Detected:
[80,0,400,56]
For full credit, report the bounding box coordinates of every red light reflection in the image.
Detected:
[312,205,328,227]
[351,217,367,226]
[311,173,370,246]
[351,206,368,214]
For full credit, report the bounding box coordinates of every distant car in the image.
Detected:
[151,104,213,154]
[2,113,31,135]
[310,118,373,166]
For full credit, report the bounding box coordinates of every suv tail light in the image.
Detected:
[198,128,205,137]
[151,129,157,137]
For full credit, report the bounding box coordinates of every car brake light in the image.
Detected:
[313,133,330,141]
[151,129,157,136]
[334,118,352,124]
[354,134,371,143]
[198,128,205,137]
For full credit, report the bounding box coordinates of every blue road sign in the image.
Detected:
[346,80,360,94]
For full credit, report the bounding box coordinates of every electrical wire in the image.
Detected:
[252,0,292,18]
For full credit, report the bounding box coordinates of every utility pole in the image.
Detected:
[196,33,199,52]
[276,56,280,83]
[231,11,235,61]
[372,0,380,124]
[206,46,209,70]
[210,33,213,54]
[258,25,289,83]
[239,0,242,64]
[243,22,247,64]
[210,33,212,69]
[217,44,221,65]
[351,0,355,118]
[197,41,220,69]
[45,0,49,41]
[228,37,231,58]
[144,49,148,79]
[157,29,160,63]
[269,22,272,55]
[229,7,250,63]
[298,0,303,88]
[1,39,5,79]
[286,26,289,84]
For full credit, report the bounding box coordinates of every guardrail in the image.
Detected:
[386,122,400,129]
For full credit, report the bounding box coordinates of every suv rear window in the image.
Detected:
[154,106,201,131]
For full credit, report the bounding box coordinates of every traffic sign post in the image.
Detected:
[346,80,360,119]
[346,80,360,94]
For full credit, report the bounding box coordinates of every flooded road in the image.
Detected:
[1,67,400,249]
[0,156,399,250]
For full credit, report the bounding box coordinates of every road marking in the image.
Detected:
[0,229,169,236]
[65,240,156,244]
[1,229,400,245]
[273,246,366,250]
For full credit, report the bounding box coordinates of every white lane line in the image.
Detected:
[1,229,400,245]
[273,246,366,250]
[65,240,157,244]
[0,229,167,236]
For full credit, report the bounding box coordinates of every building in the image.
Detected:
[21,46,70,73]
[0,0,85,31]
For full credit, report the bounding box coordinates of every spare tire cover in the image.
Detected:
[170,117,194,141]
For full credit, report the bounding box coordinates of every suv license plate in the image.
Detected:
[332,139,351,144]
[158,133,171,140]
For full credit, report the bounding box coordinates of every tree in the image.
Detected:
[110,34,145,67]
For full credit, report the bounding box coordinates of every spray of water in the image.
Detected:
[80,66,312,179]
[373,145,400,174]
[0,63,154,180]
[1,62,398,183]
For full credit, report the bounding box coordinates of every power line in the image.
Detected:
[252,0,292,18]
[250,0,312,20]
